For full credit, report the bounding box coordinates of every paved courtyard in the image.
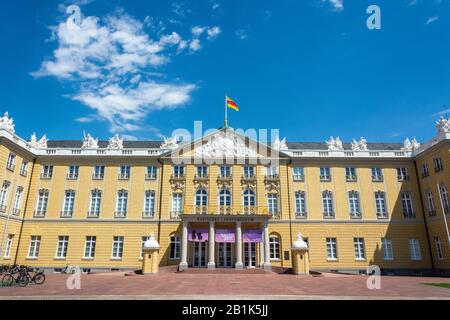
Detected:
[1,267,450,300]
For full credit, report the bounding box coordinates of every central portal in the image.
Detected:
[218,242,232,268]
[193,242,207,267]
[244,242,257,268]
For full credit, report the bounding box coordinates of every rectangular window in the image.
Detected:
[20,161,28,176]
[345,167,357,181]
[354,238,366,260]
[269,236,280,260]
[427,191,436,216]
[171,193,183,217]
[320,167,331,181]
[6,153,16,171]
[67,166,79,180]
[89,190,102,217]
[348,191,361,218]
[93,165,105,179]
[112,236,124,259]
[116,190,128,217]
[12,187,23,215]
[170,236,181,259]
[56,236,69,259]
[62,190,76,217]
[196,166,208,178]
[28,236,41,258]
[84,236,96,259]
[401,192,415,218]
[35,189,49,216]
[267,194,279,216]
[375,191,387,218]
[0,181,10,212]
[408,238,422,261]
[397,167,409,181]
[371,167,383,182]
[434,157,444,172]
[144,190,156,217]
[220,166,232,178]
[439,185,450,214]
[41,165,53,179]
[322,191,334,218]
[119,165,131,179]
[243,166,255,179]
[422,163,429,178]
[326,237,338,260]
[146,165,157,180]
[266,166,279,178]
[173,165,185,178]
[294,191,307,218]
[3,234,13,258]
[141,236,150,259]
[435,236,444,260]
[381,238,394,261]
[293,167,304,181]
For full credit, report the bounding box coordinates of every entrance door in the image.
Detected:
[193,242,207,267]
[218,243,232,268]
[244,242,256,268]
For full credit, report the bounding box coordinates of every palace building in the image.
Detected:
[0,112,449,275]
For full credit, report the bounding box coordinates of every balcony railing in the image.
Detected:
[346,175,357,182]
[171,173,186,180]
[195,205,208,215]
[265,174,280,182]
[217,174,232,181]
[218,206,232,215]
[194,174,209,180]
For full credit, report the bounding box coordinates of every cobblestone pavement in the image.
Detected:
[1,268,450,300]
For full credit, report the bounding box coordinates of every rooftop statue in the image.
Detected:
[0,112,15,133]
[29,133,48,148]
[107,134,123,149]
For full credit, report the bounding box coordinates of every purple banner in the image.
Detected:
[243,229,263,243]
[188,228,209,242]
[215,229,235,243]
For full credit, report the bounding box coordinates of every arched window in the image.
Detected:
[195,189,208,206]
[243,189,255,207]
[269,235,280,260]
[219,189,231,206]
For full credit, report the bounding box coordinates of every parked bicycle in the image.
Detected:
[1,265,45,287]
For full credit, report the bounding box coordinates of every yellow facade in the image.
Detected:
[0,119,449,275]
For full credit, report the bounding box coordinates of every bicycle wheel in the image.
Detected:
[2,274,14,287]
[34,273,45,285]
[17,274,29,287]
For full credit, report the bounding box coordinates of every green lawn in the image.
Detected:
[422,283,450,289]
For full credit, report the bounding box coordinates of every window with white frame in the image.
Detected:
[195,189,208,206]
[84,236,96,259]
[67,165,79,179]
[12,187,23,215]
[196,166,208,178]
[293,167,304,181]
[20,161,28,176]
[93,165,105,179]
[119,165,131,179]
[439,184,450,214]
[41,165,53,179]
[220,165,232,178]
[401,192,415,218]
[375,191,387,218]
[112,236,124,259]
[269,235,280,260]
[56,236,69,259]
[434,157,444,172]
[320,167,331,181]
[267,193,279,215]
[6,153,15,171]
[427,191,436,216]
[381,238,394,261]
[0,181,10,211]
[219,189,231,207]
[243,189,255,212]
[322,190,334,218]
[371,167,383,181]
[348,191,361,218]
[170,235,181,259]
[146,165,157,179]
[422,163,429,178]
[62,190,75,217]
[345,167,357,181]
[141,236,150,259]
[35,189,49,216]
[353,238,366,260]
[408,238,421,261]
[28,236,41,258]
[294,191,307,218]
[434,236,444,260]
[116,190,128,217]
[266,165,279,178]
[144,190,156,217]
[173,165,185,178]
[243,166,255,178]
[89,190,102,217]
[326,237,338,260]
[4,234,13,258]
[171,193,183,216]
[397,167,408,181]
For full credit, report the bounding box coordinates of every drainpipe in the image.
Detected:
[436,183,450,245]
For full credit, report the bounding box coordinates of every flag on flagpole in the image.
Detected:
[226,96,239,111]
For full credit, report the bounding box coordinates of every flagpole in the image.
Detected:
[224,96,228,128]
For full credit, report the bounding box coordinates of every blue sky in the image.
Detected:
[0,0,449,143]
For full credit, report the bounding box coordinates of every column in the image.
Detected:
[235,221,243,269]
[259,241,265,268]
[208,221,216,270]
[263,221,272,272]
[179,220,189,271]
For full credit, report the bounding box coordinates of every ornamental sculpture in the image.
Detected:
[0,112,15,133]
[436,116,450,134]
[107,134,123,149]
[402,137,421,151]
[195,132,258,158]
[272,136,288,151]
[351,137,368,151]
[29,133,48,148]
[326,136,344,151]
[82,132,99,149]
[160,136,179,150]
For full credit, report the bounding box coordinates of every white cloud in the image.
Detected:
[322,0,344,12]
[209,0,220,10]
[33,6,221,134]
[408,0,418,6]
[235,29,248,40]
[426,16,438,25]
